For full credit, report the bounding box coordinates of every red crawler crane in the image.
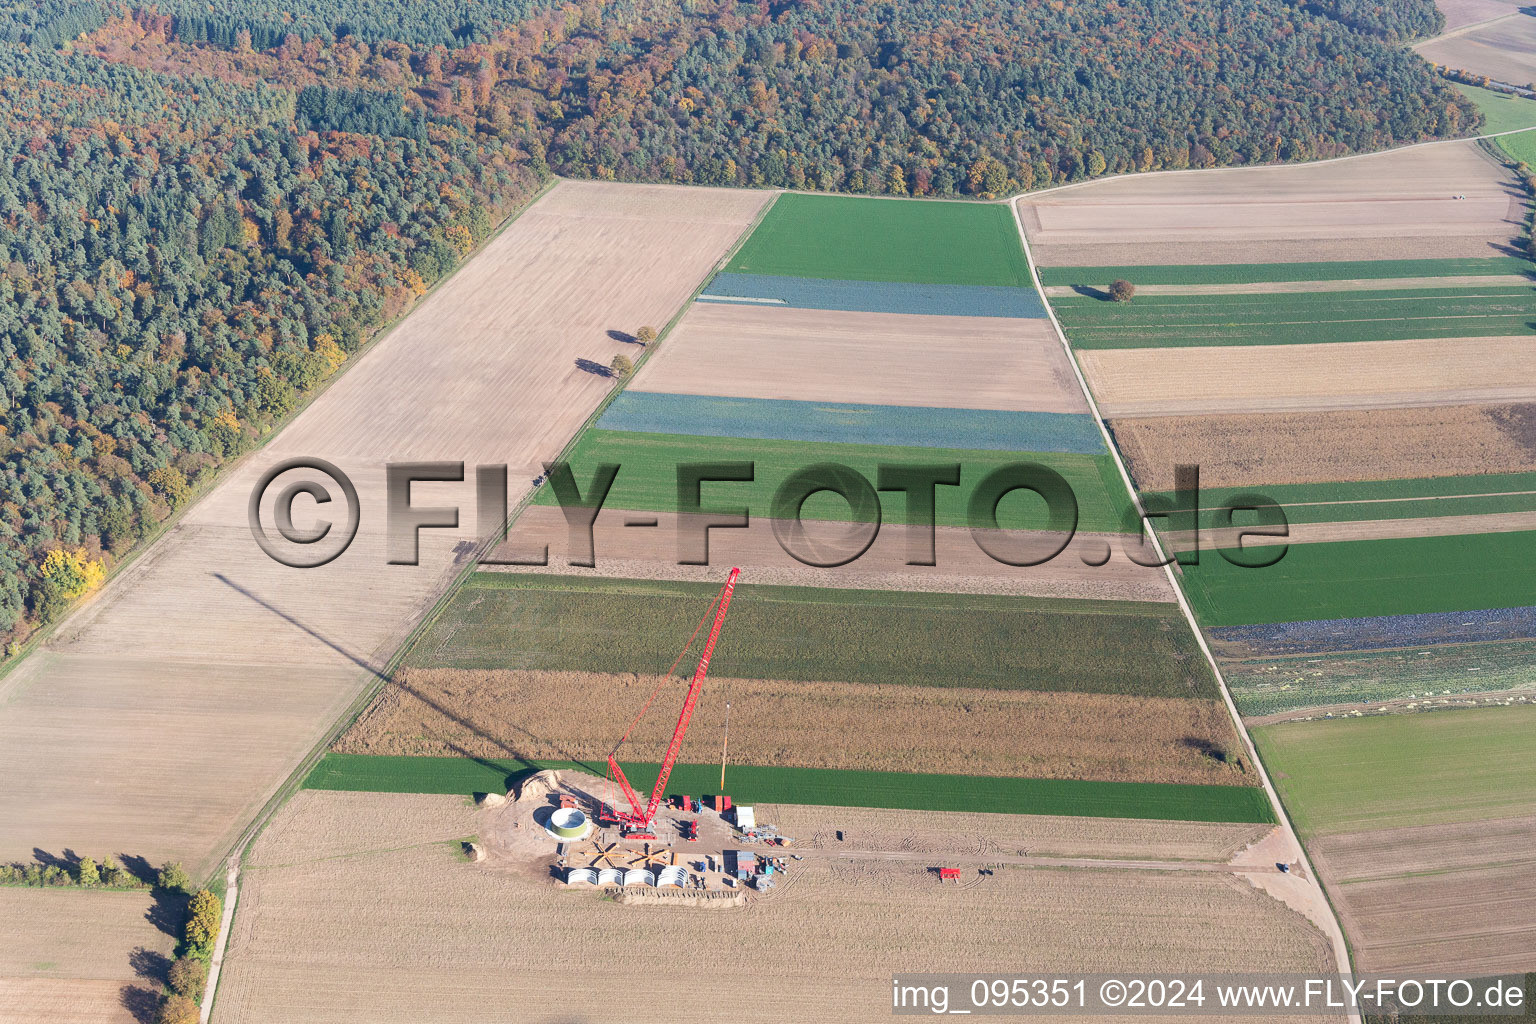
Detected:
[605,567,740,835]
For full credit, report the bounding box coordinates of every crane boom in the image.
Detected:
[608,567,740,828]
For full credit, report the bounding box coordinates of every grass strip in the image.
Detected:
[1054,286,1536,348]
[532,430,1138,534]
[303,753,1274,823]
[1038,256,1534,288]
[1180,530,1536,627]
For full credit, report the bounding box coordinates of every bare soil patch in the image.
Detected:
[1020,141,1521,266]
[489,507,1174,602]
[334,668,1249,785]
[631,302,1088,413]
[1112,404,1536,490]
[1432,0,1526,33]
[1310,814,1536,973]
[1079,337,1536,418]
[213,790,1338,1024]
[0,181,769,882]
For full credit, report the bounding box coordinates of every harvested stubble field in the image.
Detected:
[1037,256,1534,287]
[1180,531,1536,627]
[630,302,1088,412]
[214,790,1329,1024]
[1224,639,1536,716]
[1018,141,1522,266]
[0,888,174,1024]
[534,430,1138,533]
[1308,815,1536,974]
[304,754,1275,822]
[1079,336,1536,417]
[756,803,1271,862]
[490,506,1175,603]
[725,192,1031,286]
[1052,286,1536,348]
[1417,10,1536,87]
[1256,709,1536,974]
[404,574,1221,698]
[335,668,1250,785]
[0,181,770,885]
[1112,404,1536,490]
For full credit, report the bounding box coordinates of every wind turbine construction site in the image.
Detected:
[473,567,802,901]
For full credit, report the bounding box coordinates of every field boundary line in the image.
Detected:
[1009,197,1362,1003]
[198,183,780,1024]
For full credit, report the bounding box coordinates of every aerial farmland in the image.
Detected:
[1023,80,1536,988]
[6,0,1536,1018]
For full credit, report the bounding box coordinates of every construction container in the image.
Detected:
[732,805,755,828]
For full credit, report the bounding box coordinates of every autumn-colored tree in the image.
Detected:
[168,957,209,1001]
[609,354,634,377]
[1109,279,1136,302]
[155,994,200,1024]
[158,862,192,893]
[635,326,657,346]
[184,889,222,960]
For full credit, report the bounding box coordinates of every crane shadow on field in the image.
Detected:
[210,572,594,777]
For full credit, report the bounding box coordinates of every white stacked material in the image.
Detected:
[656,866,690,888]
[622,869,656,887]
[565,868,598,885]
[597,868,623,886]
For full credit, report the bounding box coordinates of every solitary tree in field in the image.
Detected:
[609,353,634,377]
[1109,279,1136,302]
[635,325,656,346]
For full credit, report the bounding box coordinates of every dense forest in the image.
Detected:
[0,0,1478,648]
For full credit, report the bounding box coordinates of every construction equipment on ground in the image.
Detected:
[603,568,741,836]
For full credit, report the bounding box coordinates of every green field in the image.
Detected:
[1500,128,1536,168]
[1054,286,1536,348]
[1145,472,1536,534]
[304,753,1275,823]
[1457,82,1536,136]
[724,193,1032,287]
[1253,705,1536,835]
[1180,530,1536,627]
[1224,641,1536,717]
[533,430,1137,534]
[405,573,1220,698]
[1038,256,1534,288]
